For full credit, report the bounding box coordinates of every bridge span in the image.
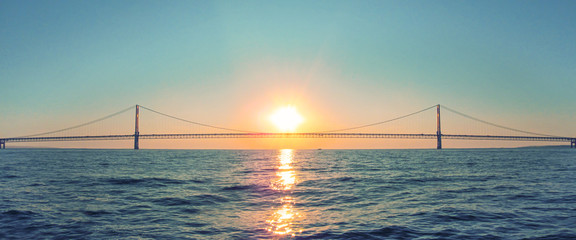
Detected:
[2,133,575,149]
[1,105,575,149]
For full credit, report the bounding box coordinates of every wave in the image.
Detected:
[104,177,202,186]
[2,210,37,220]
[150,194,230,207]
[301,226,420,239]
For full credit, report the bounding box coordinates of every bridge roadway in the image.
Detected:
[1,133,574,146]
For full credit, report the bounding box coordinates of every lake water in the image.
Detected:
[1,148,575,239]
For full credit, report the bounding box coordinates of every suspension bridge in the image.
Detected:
[0,104,574,149]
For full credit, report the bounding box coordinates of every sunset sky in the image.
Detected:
[1,0,575,149]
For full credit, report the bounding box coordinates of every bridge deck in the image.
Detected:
[2,133,573,143]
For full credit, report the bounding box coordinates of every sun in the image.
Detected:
[270,106,304,132]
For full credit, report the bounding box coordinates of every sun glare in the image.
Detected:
[270,106,304,132]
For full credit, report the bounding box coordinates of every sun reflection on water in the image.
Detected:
[267,149,302,237]
[271,149,296,191]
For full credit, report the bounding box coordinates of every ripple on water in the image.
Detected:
[150,194,230,207]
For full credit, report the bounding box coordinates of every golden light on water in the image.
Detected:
[266,196,299,236]
[279,149,293,169]
[275,171,296,190]
[271,149,296,191]
[267,149,302,236]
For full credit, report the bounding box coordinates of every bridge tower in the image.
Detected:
[134,105,140,150]
[437,104,442,149]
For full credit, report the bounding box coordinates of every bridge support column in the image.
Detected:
[571,139,576,148]
[436,104,442,149]
[0,139,5,149]
[134,105,140,150]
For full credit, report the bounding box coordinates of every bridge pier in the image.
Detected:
[436,104,442,149]
[134,105,140,150]
[0,139,5,149]
[571,138,576,148]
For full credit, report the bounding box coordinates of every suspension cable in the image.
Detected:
[139,105,257,133]
[319,105,438,133]
[14,105,136,138]
[12,104,558,139]
[441,105,560,137]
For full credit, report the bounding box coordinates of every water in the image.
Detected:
[1,148,575,239]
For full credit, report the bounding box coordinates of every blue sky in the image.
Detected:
[1,0,575,147]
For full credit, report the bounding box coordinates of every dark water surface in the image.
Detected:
[1,148,575,239]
